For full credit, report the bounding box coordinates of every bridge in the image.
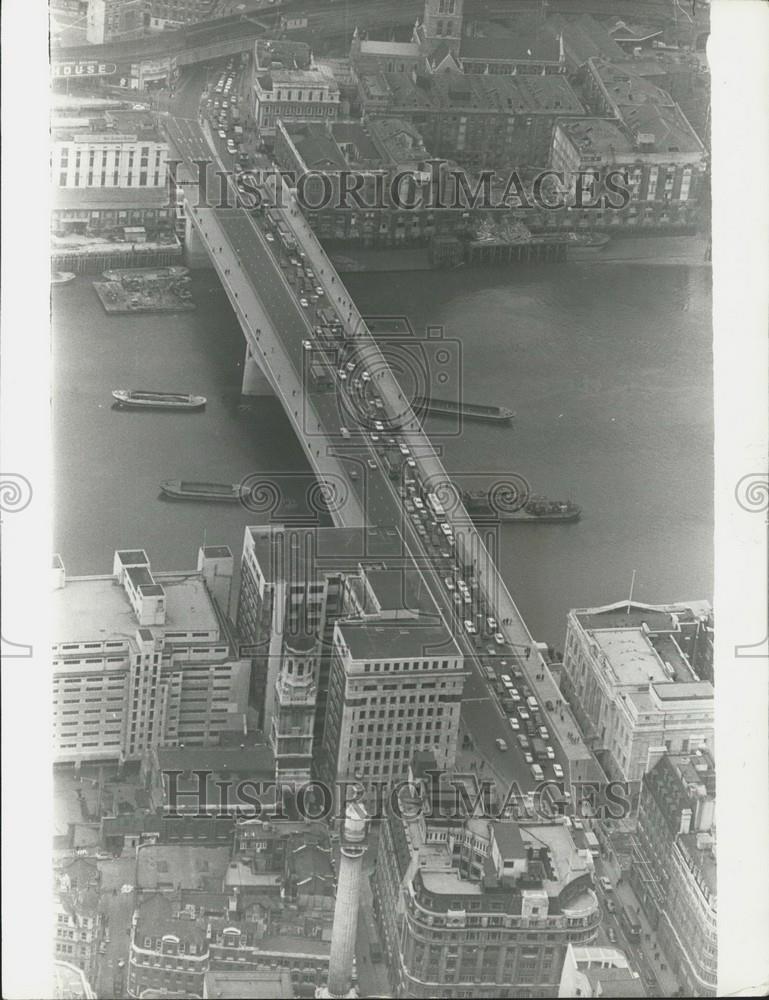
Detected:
[165,108,600,796]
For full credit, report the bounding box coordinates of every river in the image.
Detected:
[52,259,712,649]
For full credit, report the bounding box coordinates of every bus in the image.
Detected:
[620,906,642,943]
[276,223,296,253]
[426,492,447,521]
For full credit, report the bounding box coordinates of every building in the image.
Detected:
[53,962,97,1000]
[543,15,626,74]
[51,110,176,240]
[631,749,716,996]
[127,822,338,996]
[275,117,474,248]
[374,758,601,998]
[453,17,566,76]
[321,618,465,800]
[54,875,102,984]
[254,38,312,73]
[559,600,714,799]
[357,69,584,170]
[52,547,250,764]
[86,0,144,43]
[236,523,423,738]
[350,29,427,78]
[52,111,167,191]
[558,944,646,997]
[147,0,214,30]
[252,68,340,143]
[128,894,210,998]
[417,0,463,61]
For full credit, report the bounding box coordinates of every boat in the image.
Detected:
[51,271,76,285]
[112,390,207,410]
[565,232,611,258]
[160,480,244,502]
[412,396,514,424]
[462,491,581,523]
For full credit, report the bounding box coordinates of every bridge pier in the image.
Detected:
[183,214,214,270]
[241,344,274,397]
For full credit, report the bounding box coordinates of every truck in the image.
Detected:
[426,492,447,521]
[531,737,548,761]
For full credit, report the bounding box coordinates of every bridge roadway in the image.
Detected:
[165,106,598,801]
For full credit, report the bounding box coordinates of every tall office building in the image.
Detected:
[52,547,250,763]
[321,619,464,800]
[631,749,716,996]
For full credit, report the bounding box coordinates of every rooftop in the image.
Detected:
[336,617,458,662]
[52,110,163,143]
[379,70,582,115]
[545,13,626,67]
[155,744,275,778]
[135,893,208,947]
[137,845,231,892]
[677,830,717,897]
[557,116,636,157]
[203,970,295,999]
[460,18,561,64]
[359,39,421,58]
[53,570,221,644]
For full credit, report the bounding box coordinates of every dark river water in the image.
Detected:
[53,260,712,649]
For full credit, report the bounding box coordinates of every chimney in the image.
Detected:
[197,545,234,618]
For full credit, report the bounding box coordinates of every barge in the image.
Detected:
[160,480,244,502]
[463,492,581,523]
[113,390,206,410]
[413,396,514,424]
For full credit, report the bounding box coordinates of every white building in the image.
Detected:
[52,111,168,190]
[560,600,714,796]
[52,547,250,764]
[252,69,340,141]
[559,944,645,997]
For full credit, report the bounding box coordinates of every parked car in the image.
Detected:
[495,738,508,752]
[552,763,564,779]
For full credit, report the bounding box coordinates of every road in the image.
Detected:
[163,63,578,801]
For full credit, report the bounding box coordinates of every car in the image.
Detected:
[302,340,313,351]
[339,427,351,439]
[416,524,427,537]
[406,458,417,469]
[440,523,453,536]
[531,763,545,781]
[599,876,613,893]
[222,101,229,108]
[453,592,463,607]
[494,632,505,645]
[572,817,584,831]
[517,733,529,749]
[304,267,315,279]
[538,726,549,741]
[345,361,356,372]
[443,576,454,590]
[607,927,617,944]
[486,617,498,631]
[265,232,275,242]
[495,738,508,752]
[508,716,520,731]
[546,745,555,760]
[463,620,477,635]
[413,497,425,511]
[510,689,521,702]
[299,297,309,308]
[552,763,564,779]
[518,708,530,721]
[606,899,616,914]
[315,285,324,296]
[500,674,513,687]
[99,942,107,955]
[120,884,134,894]
[374,420,384,432]
[338,370,347,381]
[361,371,371,383]
[218,130,227,138]
[370,432,380,443]
[524,752,534,765]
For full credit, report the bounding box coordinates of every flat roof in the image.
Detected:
[203,970,295,999]
[136,845,231,892]
[245,524,406,580]
[360,39,421,57]
[594,629,669,687]
[53,571,220,644]
[53,186,171,211]
[337,618,459,662]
